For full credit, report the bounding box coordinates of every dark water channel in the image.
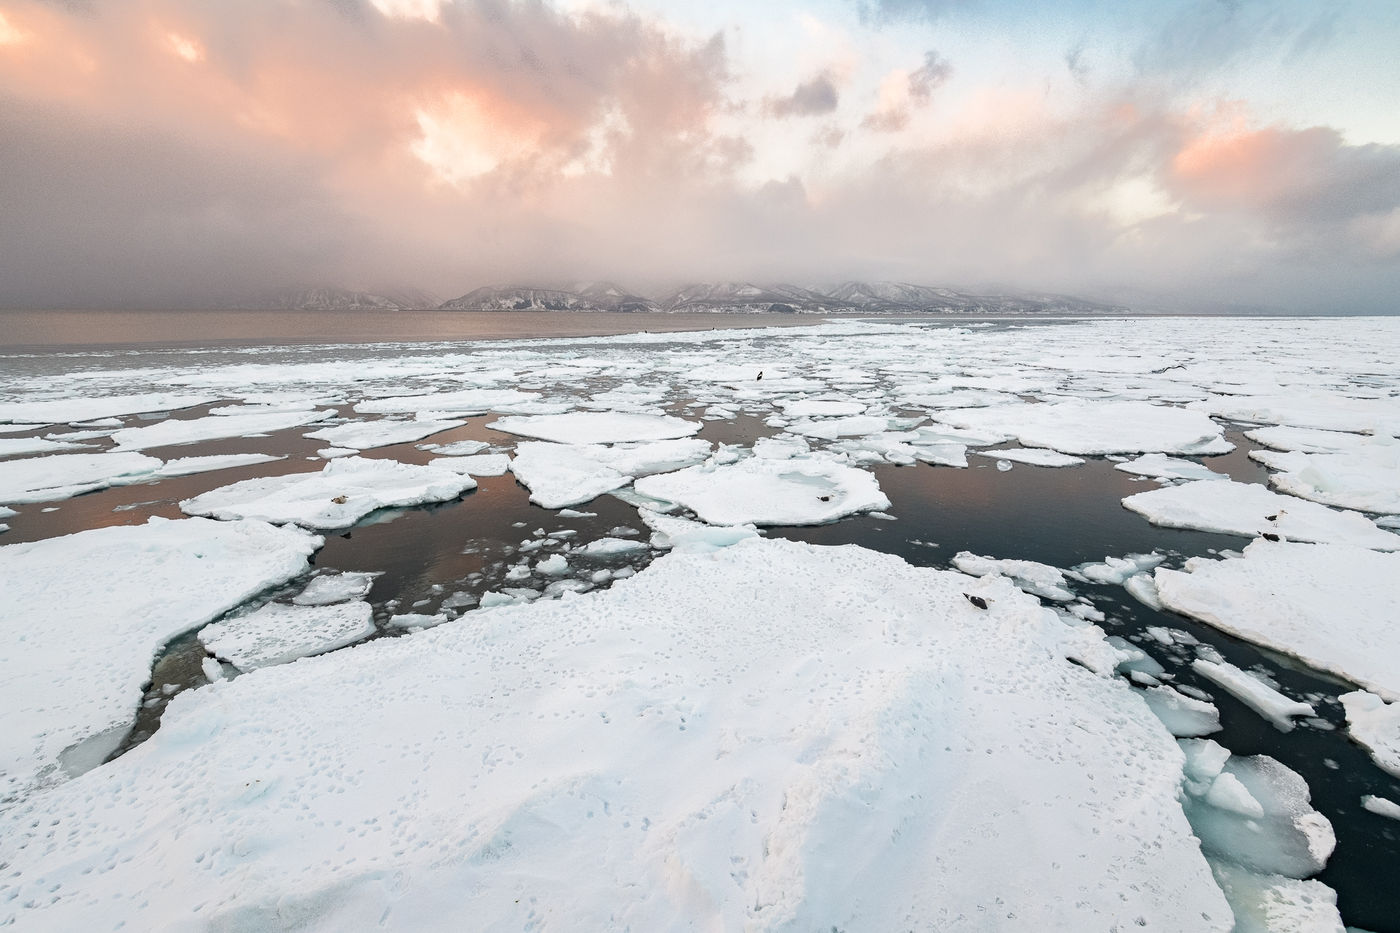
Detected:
[2,394,1397,928]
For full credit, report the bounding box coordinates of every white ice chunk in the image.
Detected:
[508,443,629,508]
[577,537,648,556]
[778,398,866,418]
[1198,392,1400,435]
[1123,479,1400,549]
[1337,691,1400,776]
[112,409,334,450]
[200,602,375,672]
[180,457,475,530]
[535,554,570,576]
[1124,572,1164,609]
[1075,552,1165,585]
[293,572,380,606]
[937,400,1230,455]
[634,457,890,526]
[1192,659,1315,730]
[1143,685,1222,737]
[1246,425,1383,454]
[0,436,90,457]
[0,451,161,504]
[786,415,891,439]
[952,551,1075,601]
[1362,795,1400,821]
[316,446,356,459]
[1157,541,1400,697]
[0,538,1231,931]
[0,393,216,425]
[638,508,759,552]
[752,435,811,460]
[1208,860,1345,933]
[1115,453,1226,482]
[355,388,541,415]
[428,454,511,476]
[489,412,701,444]
[0,517,319,797]
[421,439,489,456]
[154,454,285,477]
[971,447,1084,467]
[305,418,465,451]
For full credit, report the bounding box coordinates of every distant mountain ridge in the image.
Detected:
[245,281,1125,313]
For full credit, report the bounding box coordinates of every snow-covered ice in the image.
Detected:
[1337,691,1400,777]
[199,602,376,672]
[1250,442,1400,514]
[1142,685,1222,737]
[1115,453,1226,482]
[355,388,541,415]
[1362,795,1400,821]
[0,538,1232,931]
[0,451,161,504]
[0,393,216,426]
[428,453,511,476]
[1074,552,1165,584]
[181,457,476,530]
[0,436,89,457]
[489,411,701,444]
[0,517,319,799]
[1207,860,1345,933]
[971,447,1085,467]
[635,456,890,526]
[1123,479,1400,549]
[154,454,285,477]
[293,572,380,606]
[508,440,711,509]
[936,400,1230,455]
[951,551,1076,601]
[304,418,466,450]
[111,409,333,450]
[1156,541,1400,697]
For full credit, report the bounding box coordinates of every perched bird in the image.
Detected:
[756,371,764,380]
[964,593,989,610]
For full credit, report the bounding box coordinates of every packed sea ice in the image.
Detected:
[0,538,1234,931]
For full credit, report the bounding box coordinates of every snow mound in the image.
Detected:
[0,517,320,800]
[181,457,475,530]
[0,451,161,504]
[634,457,890,526]
[1155,541,1400,698]
[489,412,701,444]
[1123,479,1400,549]
[937,400,1230,455]
[200,602,376,672]
[0,538,1230,931]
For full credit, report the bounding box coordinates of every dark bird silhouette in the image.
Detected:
[1261,532,1281,542]
[756,371,763,380]
[964,593,989,610]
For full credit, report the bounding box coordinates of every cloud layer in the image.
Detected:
[0,0,1397,311]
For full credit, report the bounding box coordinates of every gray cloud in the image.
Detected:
[765,72,840,118]
[855,0,973,25]
[907,50,952,99]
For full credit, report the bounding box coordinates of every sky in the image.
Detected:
[1,0,1399,311]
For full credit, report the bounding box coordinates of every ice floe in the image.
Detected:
[507,439,710,509]
[1074,552,1165,584]
[1191,660,1316,731]
[304,418,466,450]
[971,447,1085,467]
[0,538,1231,930]
[1207,861,1345,933]
[1198,392,1400,436]
[489,411,701,444]
[154,454,285,477]
[181,457,476,530]
[1362,795,1400,821]
[293,572,380,606]
[1250,441,1400,514]
[428,453,511,476]
[0,517,319,798]
[1337,691,1400,777]
[1115,453,1226,482]
[199,602,376,672]
[936,400,1231,455]
[951,551,1076,601]
[634,456,889,526]
[0,451,161,504]
[111,409,334,450]
[0,436,90,457]
[1142,685,1222,737]
[0,393,216,425]
[1156,541,1400,697]
[355,388,541,415]
[1123,479,1400,549]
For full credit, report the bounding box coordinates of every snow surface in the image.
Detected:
[1156,541,1400,698]
[489,411,701,444]
[971,447,1085,467]
[0,538,1231,931]
[936,400,1230,455]
[304,418,465,450]
[1123,479,1400,549]
[181,457,476,530]
[1338,691,1400,777]
[0,517,320,799]
[111,409,333,450]
[0,451,161,504]
[635,456,890,526]
[200,602,376,671]
[508,440,712,508]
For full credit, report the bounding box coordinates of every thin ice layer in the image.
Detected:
[0,517,320,800]
[0,451,161,504]
[971,447,1085,467]
[489,411,701,444]
[634,456,890,526]
[1115,453,1225,482]
[936,400,1230,455]
[0,392,217,425]
[111,409,334,450]
[200,602,376,671]
[304,418,465,450]
[180,457,475,530]
[0,538,1230,931]
[155,454,285,477]
[1123,479,1400,549]
[1156,541,1400,698]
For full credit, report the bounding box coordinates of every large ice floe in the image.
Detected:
[634,456,890,525]
[508,439,712,508]
[489,411,701,444]
[1338,691,1400,777]
[0,392,217,425]
[1122,479,1400,549]
[111,408,334,450]
[0,538,1234,931]
[0,450,161,504]
[304,418,466,450]
[1249,440,1400,514]
[180,457,476,529]
[934,400,1231,455]
[0,517,320,800]
[1155,540,1400,698]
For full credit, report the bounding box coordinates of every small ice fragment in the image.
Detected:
[1362,794,1400,821]
[293,572,380,606]
[1142,685,1221,737]
[973,448,1084,467]
[995,459,1013,471]
[1192,660,1315,731]
[199,602,375,671]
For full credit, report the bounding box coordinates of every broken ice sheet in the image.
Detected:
[633,456,890,526]
[304,417,466,451]
[111,408,335,450]
[199,602,376,672]
[936,399,1231,455]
